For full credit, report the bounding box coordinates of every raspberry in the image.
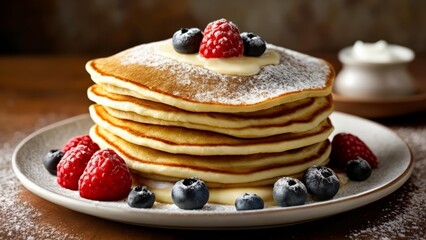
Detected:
[199,18,244,58]
[57,144,96,190]
[79,149,132,201]
[62,135,100,154]
[330,133,378,169]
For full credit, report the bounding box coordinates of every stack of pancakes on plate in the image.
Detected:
[85,40,335,204]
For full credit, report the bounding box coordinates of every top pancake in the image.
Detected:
[86,39,334,113]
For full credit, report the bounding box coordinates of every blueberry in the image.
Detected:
[43,149,64,175]
[172,28,203,54]
[171,177,209,210]
[235,193,264,211]
[273,177,307,207]
[346,157,372,181]
[240,32,266,57]
[303,166,340,201]
[127,186,155,208]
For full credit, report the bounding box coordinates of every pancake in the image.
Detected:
[85,34,336,205]
[88,84,334,138]
[86,39,334,113]
[89,104,334,155]
[90,124,331,186]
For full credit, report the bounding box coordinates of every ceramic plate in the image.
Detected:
[12,112,414,229]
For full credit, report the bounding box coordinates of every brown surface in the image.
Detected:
[1,55,426,239]
[3,1,426,55]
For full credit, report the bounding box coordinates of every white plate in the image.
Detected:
[12,112,414,229]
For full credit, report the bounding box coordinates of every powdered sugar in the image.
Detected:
[0,117,82,240]
[115,40,331,105]
[347,126,426,240]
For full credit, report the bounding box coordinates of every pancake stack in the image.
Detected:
[85,39,335,204]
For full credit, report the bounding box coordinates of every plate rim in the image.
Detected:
[11,112,415,228]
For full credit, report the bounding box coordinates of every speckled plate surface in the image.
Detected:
[12,112,414,229]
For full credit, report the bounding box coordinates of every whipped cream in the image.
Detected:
[156,40,280,76]
[350,40,414,63]
[336,40,417,98]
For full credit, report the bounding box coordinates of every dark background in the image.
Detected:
[1,0,425,56]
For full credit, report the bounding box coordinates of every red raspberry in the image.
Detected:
[57,144,96,190]
[79,149,132,201]
[199,18,244,58]
[62,135,100,154]
[330,133,378,169]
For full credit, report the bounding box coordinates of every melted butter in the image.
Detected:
[156,39,280,76]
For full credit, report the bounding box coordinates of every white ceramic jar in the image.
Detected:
[334,41,416,99]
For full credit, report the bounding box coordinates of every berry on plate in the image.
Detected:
[199,18,244,58]
[346,157,372,181]
[234,193,264,211]
[57,144,96,190]
[61,134,100,154]
[172,28,203,54]
[273,177,307,207]
[79,149,132,201]
[127,186,156,209]
[303,166,340,201]
[240,32,266,57]
[330,133,378,169]
[171,177,209,210]
[43,149,64,176]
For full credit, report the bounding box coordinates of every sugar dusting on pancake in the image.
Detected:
[87,40,334,112]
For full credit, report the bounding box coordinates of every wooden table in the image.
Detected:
[1,55,425,239]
